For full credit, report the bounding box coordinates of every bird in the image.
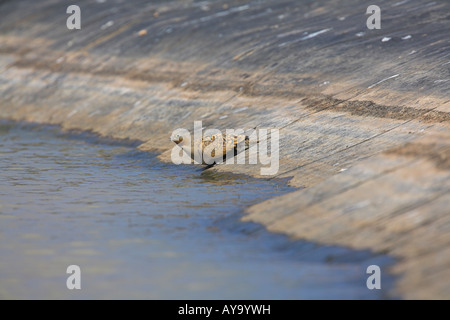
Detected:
[170,132,251,167]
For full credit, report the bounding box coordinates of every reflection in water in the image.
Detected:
[0,122,395,299]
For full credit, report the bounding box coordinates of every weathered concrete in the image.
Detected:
[0,0,449,299]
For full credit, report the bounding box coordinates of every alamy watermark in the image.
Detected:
[366,5,381,30]
[66,5,81,30]
[66,265,81,290]
[366,265,381,290]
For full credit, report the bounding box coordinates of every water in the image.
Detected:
[0,122,395,299]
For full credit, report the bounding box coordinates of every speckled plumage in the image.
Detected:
[172,133,250,165]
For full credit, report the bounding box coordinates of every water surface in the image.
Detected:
[0,122,394,299]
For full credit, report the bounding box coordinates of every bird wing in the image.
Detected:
[191,133,249,163]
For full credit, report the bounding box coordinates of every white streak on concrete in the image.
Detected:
[300,28,332,41]
[100,20,114,30]
[368,74,400,89]
[393,0,409,6]
[279,28,332,47]
[233,107,248,113]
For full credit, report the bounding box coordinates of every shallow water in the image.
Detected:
[0,122,395,299]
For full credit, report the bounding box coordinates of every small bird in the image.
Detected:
[171,132,250,166]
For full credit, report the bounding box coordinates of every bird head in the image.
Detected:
[170,133,184,144]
